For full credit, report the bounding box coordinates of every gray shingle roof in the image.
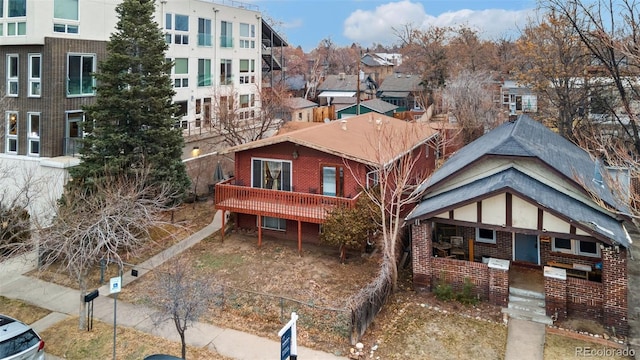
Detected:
[377,74,423,92]
[406,168,631,247]
[417,115,624,211]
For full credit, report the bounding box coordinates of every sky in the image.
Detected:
[248,0,539,52]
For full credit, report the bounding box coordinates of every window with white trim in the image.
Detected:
[67,53,95,96]
[197,58,211,86]
[476,227,496,244]
[261,216,286,231]
[27,112,39,156]
[6,54,18,96]
[165,13,188,44]
[251,158,292,191]
[6,111,18,153]
[220,21,232,48]
[220,59,232,84]
[552,238,601,258]
[28,53,41,97]
[173,58,188,88]
[6,0,26,36]
[366,167,379,188]
[53,0,79,34]
[239,23,255,48]
[239,59,255,84]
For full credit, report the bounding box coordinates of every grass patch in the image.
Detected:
[544,333,632,360]
[0,296,50,324]
[195,252,244,270]
[40,316,230,360]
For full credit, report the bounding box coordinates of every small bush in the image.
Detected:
[456,278,479,305]
[434,282,454,301]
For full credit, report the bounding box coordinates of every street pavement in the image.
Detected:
[0,210,346,360]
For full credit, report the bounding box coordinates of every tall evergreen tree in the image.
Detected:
[70,0,190,198]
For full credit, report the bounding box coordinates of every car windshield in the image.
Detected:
[0,329,39,357]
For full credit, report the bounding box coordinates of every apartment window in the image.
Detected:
[220,21,232,48]
[65,111,84,156]
[5,0,26,35]
[173,58,188,88]
[239,23,255,49]
[67,53,95,96]
[220,59,232,85]
[6,112,18,154]
[27,112,39,156]
[6,54,18,96]
[239,59,255,84]
[197,59,211,87]
[240,94,253,109]
[53,0,78,33]
[28,54,41,97]
[476,228,496,244]
[165,13,188,44]
[174,101,187,128]
[8,0,26,17]
[552,238,601,258]
[198,18,211,46]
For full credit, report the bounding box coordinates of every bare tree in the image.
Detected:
[148,258,219,359]
[35,170,179,329]
[211,84,285,147]
[443,70,504,144]
[350,120,433,291]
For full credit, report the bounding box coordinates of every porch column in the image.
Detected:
[488,258,510,307]
[544,266,567,322]
[297,220,302,253]
[257,215,262,247]
[412,222,432,290]
[602,246,629,336]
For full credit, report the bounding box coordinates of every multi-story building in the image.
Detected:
[0,0,284,221]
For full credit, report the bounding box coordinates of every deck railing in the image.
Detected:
[215,178,359,223]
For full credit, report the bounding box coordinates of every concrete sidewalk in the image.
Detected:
[0,210,345,360]
[504,318,545,360]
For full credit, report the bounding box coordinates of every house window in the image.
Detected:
[239,23,255,48]
[252,158,291,191]
[366,168,379,189]
[173,58,188,88]
[322,165,344,197]
[476,228,496,244]
[220,59,232,85]
[220,21,232,48]
[27,112,39,156]
[53,0,79,33]
[6,112,18,153]
[67,53,95,96]
[239,59,255,84]
[6,54,18,96]
[261,216,286,231]
[28,53,41,97]
[197,59,211,86]
[198,18,211,46]
[552,238,601,258]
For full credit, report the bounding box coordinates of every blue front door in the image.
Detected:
[514,233,539,264]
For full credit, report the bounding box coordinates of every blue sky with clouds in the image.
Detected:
[249,0,538,52]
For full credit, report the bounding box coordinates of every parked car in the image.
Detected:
[0,314,45,360]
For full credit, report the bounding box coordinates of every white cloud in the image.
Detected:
[343,0,535,46]
[281,18,303,30]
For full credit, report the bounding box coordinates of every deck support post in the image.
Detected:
[221,210,225,243]
[258,215,262,247]
[297,220,302,254]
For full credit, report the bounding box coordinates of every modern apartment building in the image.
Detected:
[0,0,284,221]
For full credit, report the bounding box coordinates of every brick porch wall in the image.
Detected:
[545,276,567,322]
[431,257,490,300]
[412,222,432,290]
[567,278,603,321]
[489,267,509,307]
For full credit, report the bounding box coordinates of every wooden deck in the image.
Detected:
[214,179,359,223]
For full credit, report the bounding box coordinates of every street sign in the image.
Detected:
[109,276,121,294]
[280,326,291,360]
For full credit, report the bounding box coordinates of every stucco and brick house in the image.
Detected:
[215,113,439,250]
[406,115,633,335]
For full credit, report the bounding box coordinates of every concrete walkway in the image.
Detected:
[504,318,546,360]
[0,210,345,360]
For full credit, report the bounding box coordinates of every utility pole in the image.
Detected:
[356,48,361,115]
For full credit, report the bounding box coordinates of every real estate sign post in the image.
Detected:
[278,312,298,360]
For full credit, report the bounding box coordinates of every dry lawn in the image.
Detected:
[0,296,50,324]
[40,316,230,360]
[544,333,633,359]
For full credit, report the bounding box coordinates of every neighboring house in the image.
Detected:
[361,52,400,84]
[377,73,425,112]
[280,97,318,122]
[215,113,440,250]
[406,115,631,335]
[315,73,377,106]
[337,98,398,119]
[500,79,538,115]
[0,0,285,222]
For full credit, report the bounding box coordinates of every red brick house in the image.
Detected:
[406,115,633,335]
[215,113,439,251]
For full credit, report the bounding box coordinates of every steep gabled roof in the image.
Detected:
[417,115,623,211]
[221,113,438,167]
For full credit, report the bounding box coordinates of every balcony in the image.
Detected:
[215,179,359,223]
